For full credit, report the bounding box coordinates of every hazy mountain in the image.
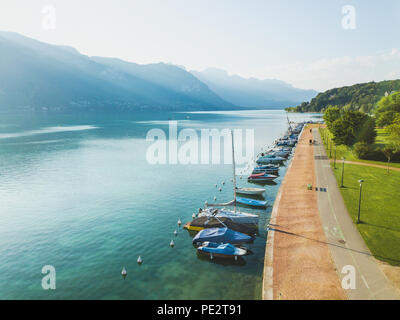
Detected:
[191,68,318,108]
[0,31,234,113]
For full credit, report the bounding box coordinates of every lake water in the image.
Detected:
[0,109,318,299]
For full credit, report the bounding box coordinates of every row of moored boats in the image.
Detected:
[183,122,306,261]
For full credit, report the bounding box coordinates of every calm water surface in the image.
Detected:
[0,110,318,299]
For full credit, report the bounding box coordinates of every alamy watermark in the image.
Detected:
[341,265,356,290]
[145,121,254,167]
[41,5,57,30]
[42,265,56,290]
[342,5,356,30]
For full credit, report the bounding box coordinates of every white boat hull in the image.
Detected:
[199,208,259,225]
[236,187,265,196]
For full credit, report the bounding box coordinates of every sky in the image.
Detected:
[0,0,399,92]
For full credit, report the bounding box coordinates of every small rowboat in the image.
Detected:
[197,242,248,260]
[248,173,278,182]
[235,187,265,196]
[235,197,267,208]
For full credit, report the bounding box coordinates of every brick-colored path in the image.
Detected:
[263,125,345,300]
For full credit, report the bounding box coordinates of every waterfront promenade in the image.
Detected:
[263,125,400,300]
[263,125,345,300]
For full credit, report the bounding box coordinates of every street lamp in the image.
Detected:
[334,145,337,169]
[357,179,364,224]
[341,157,345,188]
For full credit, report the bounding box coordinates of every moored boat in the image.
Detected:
[192,227,254,246]
[184,216,256,235]
[248,172,278,182]
[235,197,268,208]
[198,207,259,225]
[256,154,286,164]
[197,242,248,259]
[235,187,265,196]
[252,164,279,174]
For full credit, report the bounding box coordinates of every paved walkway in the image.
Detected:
[263,125,345,300]
[313,128,400,300]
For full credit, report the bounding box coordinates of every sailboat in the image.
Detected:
[202,130,263,215]
[198,207,259,224]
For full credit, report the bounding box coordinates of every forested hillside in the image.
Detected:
[286,80,400,113]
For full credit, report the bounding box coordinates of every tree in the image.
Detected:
[387,123,400,151]
[375,92,400,126]
[357,117,377,144]
[353,142,371,159]
[376,110,397,127]
[330,110,368,147]
[323,106,341,131]
[382,145,397,173]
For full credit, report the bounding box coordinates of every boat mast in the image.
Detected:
[231,130,237,213]
[286,112,292,133]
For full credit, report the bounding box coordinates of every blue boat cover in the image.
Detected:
[199,243,240,255]
[236,197,267,207]
[192,227,253,245]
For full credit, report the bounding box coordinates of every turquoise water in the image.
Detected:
[0,110,318,299]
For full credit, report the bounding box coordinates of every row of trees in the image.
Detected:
[323,103,400,167]
[324,107,377,147]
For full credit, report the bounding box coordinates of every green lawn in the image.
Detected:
[331,162,400,266]
[319,127,400,169]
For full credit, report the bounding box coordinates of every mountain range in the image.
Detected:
[0,31,317,113]
[190,68,317,109]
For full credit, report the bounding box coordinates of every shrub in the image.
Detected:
[353,142,372,159]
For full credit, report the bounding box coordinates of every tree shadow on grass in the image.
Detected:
[340,186,358,190]
[268,226,400,265]
[363,222,400,234]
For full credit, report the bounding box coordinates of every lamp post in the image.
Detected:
[357,180,364,224]
[341,157,345,188]
[334,145,337,169]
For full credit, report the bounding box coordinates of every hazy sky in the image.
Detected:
[1,0,399,91]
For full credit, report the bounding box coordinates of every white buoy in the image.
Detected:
[215,184,217,188]
[177,219,182,226]
[222,181,225,185]
[170,240,175,247]
[234,256,238,261]
[210,253,213,260]
[219,188,222,192]
[174,230,178,236]
[121,267,127,279]
[214,196,217,201]
[137,256,143,265]
[192,213,196,219]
